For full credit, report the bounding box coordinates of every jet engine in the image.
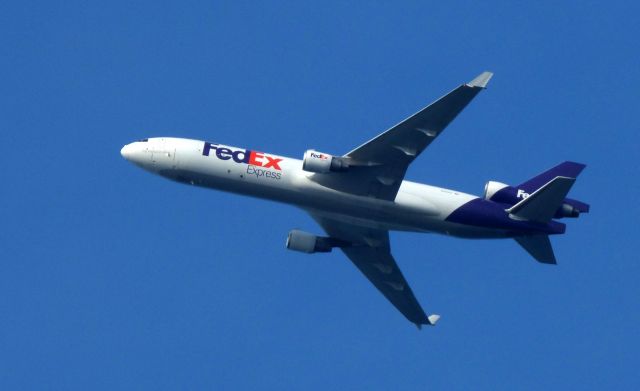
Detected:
[483,181,509,200]
[556,203,581,218]
[302,150,349,173]
[286,230,333,253]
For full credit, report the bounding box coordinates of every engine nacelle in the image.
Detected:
[286,230,332,253]
[555,203,580,218]
[302,150,349,173]
[483,181,509,200]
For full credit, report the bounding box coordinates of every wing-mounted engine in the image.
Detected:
[302,150,349,173]
[286,229,349,253]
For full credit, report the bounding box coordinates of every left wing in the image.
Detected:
[309,212,439,328]
[309,72,492,201]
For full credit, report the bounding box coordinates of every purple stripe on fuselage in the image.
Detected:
[446,198,566,235]
[490,186,520,205]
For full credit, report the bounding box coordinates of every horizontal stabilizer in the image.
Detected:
[515,235,556,264]
[507,176,576,223]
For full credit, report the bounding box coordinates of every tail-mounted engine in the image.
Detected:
[483,181,509,200]
[556,203,581,218]
[302,150,349,173]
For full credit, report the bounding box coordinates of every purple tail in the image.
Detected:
[518,162,589,215]
[489,161,589,217]
[517,161,586,193]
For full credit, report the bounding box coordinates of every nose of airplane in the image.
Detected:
[120,142,146,165]
[120,143,133,160]
[120,140,155,169]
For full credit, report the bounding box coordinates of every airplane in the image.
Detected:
[120,72,589,328]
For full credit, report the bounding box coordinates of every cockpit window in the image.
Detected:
[137,138,149,142]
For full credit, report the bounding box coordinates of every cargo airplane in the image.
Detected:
[121,72,589,328]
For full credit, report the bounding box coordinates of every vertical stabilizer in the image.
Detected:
[518,161,585,193]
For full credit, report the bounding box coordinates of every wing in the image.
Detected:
[309,212,439,327]
[309,71,492,201]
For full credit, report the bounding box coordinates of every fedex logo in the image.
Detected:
[310,152,329,160]
[517,189,530,199]
[202,142,283,171]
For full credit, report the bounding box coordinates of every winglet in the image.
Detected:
[466,71,493,88]
[428,314,441,325]
[415,314,440,329]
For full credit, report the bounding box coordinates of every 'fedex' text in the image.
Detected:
[203,142,283,171]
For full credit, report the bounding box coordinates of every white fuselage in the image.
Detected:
[121,137,501,238]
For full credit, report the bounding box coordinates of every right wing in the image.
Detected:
[308,72,493,201]
[309,212,439,328]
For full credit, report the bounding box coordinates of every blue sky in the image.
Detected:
[1,1,638,389]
